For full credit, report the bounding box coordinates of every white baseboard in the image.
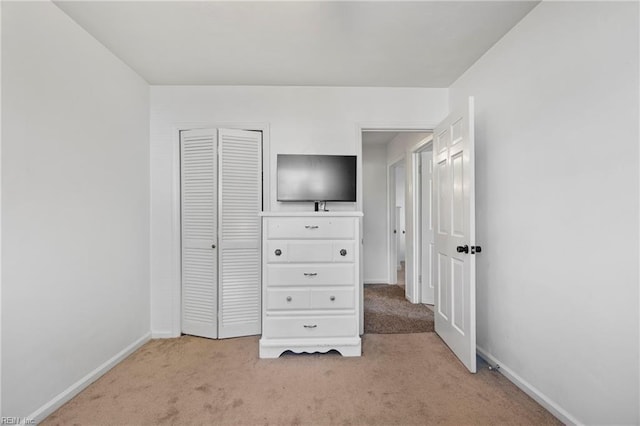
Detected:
[476,345,580,426]
[151,330,179,338]
[29,332,151,423]
[363,278,388,284]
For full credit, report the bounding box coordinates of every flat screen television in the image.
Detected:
[277,154,357,203]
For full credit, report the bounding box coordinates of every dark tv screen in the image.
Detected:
[277,154,357,202]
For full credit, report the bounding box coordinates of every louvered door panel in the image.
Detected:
[218,129,262,338]
[181,129,218,339]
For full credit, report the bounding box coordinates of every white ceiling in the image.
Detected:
[54,1,539,87]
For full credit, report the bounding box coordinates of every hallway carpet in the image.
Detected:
[364,284,434,333]
[43,334,560,425]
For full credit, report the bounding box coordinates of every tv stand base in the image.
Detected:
[314,201,328,212]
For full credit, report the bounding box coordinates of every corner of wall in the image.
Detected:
[476,346,580,425]
[28,333,151,423]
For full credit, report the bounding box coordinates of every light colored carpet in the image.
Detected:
[364,284,434,333]
[43,334,560,425]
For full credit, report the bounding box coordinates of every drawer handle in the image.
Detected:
[286,296,292,302]
[275,249,282,256]
[303,272,318,277]
[303,324,317,329]
[330,296,336,301]
[304,225,319,229]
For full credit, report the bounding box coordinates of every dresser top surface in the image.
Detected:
[260,211,363,217]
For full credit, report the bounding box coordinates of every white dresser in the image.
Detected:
[259,212,362,358]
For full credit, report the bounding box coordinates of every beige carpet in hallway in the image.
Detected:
[43,334,560,425]
[364,284,434,333]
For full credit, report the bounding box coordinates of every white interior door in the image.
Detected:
[433,97,477,373]
[217,129,262,338]
[396,206,403,270]
[181,128,218,339]
[420,150,435,304]
[388,163,398,285]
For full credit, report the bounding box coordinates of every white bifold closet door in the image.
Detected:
[217,129,262,338]
[181,129,218,339]
[181,128,262,339]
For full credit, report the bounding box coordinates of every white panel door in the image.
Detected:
[433,97,477,373]
[218,129,262,338]
[181,129,218,339]
[420,150,435,305]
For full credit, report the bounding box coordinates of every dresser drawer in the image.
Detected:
[310,288,355,309]
[266,217,355,240]
[263,316,357,338]
[266,264,355,286]
[267,241,355,263]
[266,289,310,310]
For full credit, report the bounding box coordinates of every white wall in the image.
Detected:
[0,1,4,416]
[150,86,447,335]
[362,143,388,283]
[450,2,639,424]
[1,2,150,418]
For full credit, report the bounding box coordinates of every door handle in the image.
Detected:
[456,245,469,254]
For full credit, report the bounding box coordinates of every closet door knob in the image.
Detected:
[339,249,347,256]
[286,296,292,302]
[275,249,282,256]
[211,244,216,249]
[330,296,336,301]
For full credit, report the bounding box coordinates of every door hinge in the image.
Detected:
[418,274,422,284]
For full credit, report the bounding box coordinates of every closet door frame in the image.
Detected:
[168,122,270,337]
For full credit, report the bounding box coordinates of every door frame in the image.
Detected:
[355,125,439,308]
[410,137,434,304]
[356,123,435,324]
[388,156,404,285]
[168,122,270,337]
